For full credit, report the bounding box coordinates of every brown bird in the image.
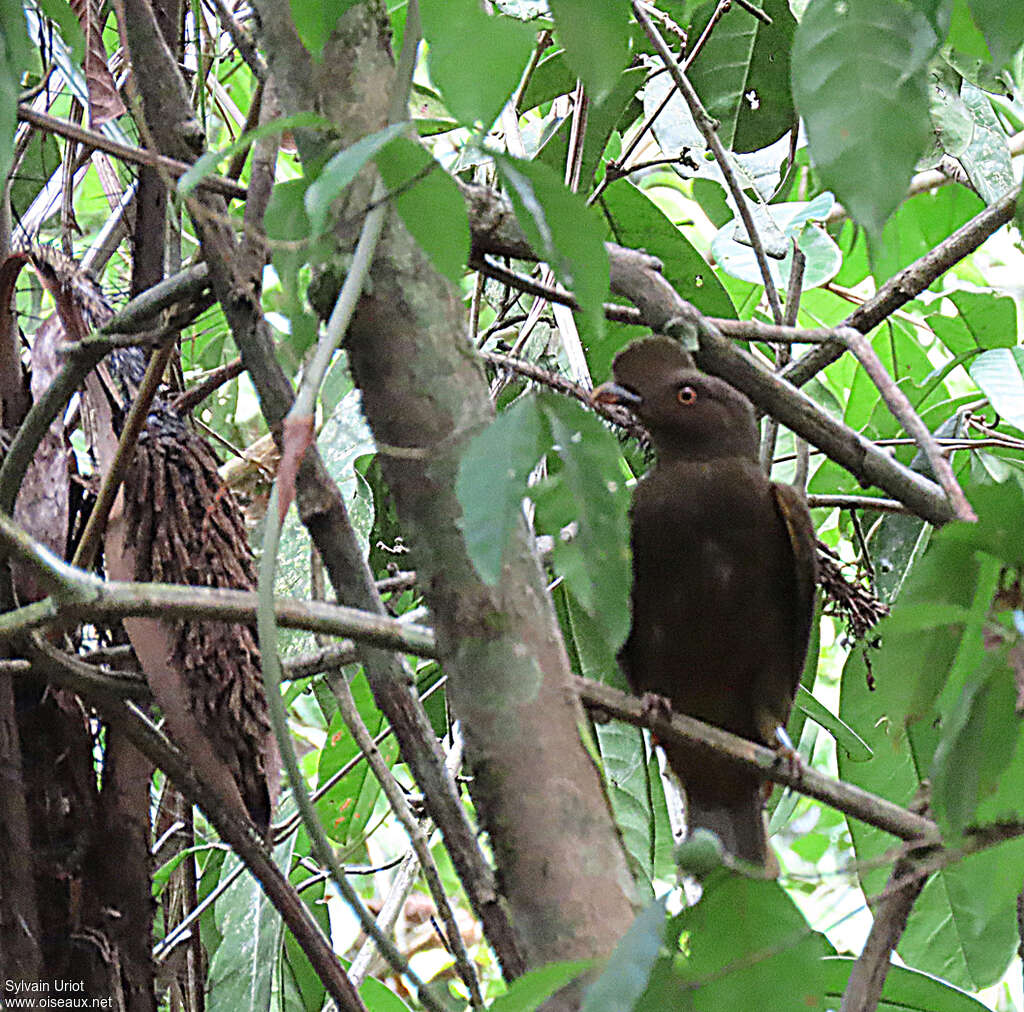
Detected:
[592,337,816,869]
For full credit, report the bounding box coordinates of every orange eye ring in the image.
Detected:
[677,385,698,405]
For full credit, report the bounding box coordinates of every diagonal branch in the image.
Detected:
[575,676,939,843]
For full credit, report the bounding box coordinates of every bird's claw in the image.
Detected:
[641,692,674,722]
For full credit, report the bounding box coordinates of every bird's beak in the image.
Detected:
[591,381,643,408]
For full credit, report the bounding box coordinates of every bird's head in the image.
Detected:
[591,337,759,463]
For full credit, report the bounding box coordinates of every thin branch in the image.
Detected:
[329,669,484,1007]
[836,327,975,522]
[632,0,784,324]
[840,834,931,1010]
[575,676,940,843]
[0,511,436,652]
[783,185,1019,387]
[16,106,247,201]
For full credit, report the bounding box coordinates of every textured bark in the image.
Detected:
[252,3,638,976]
[0,670,43,985]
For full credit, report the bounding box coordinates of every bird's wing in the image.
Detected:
[770,481,818,689]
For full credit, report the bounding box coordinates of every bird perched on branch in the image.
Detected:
[592,337,816,870]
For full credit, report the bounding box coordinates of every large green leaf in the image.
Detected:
[711,194,841,291]
[596,721,675,896]
[821,956,993,1010]
[304,123,408,237]
[489,960,593,1012]
[929,288,1017,357]
[957,81,1014,203]
[969,346,1024,431]
[0,0,33,186]
[315,672,397,845]
[792,0,939,236]
[687,0,797,152]
[421,0,535,128]
[456,396,547,586]
[549,0,630,102]
[534,396,633,651]
[840,482,1024,989]
[288,0,359,59]
[600,182,735,318]
[376,136,470,283]
[208,831,298,1011]
[637,874,829,1009]
[968,0,1024,69]
[497,155,611,341]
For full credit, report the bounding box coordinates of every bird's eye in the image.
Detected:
[677,385,698,405]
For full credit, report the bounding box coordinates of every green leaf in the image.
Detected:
[549,0,630,102]
[600,182,735,319]
[209,831,298,1011]
[869,186,984,290]
[539,396,632,650]
[968,0,1024,68]
[638,874,829,1009]
[821,956,994,1010]
[969,346,1024,431]
[795,685,873,761]
[315,672,396,844]
[375,136,470,283]
[0,0,33,185]
[932,647,1019,833]
[929,288,1017,356]
[288,0,359,59]
[456,397,547,585]
[488,960,593,1012]
[304,123,408,237]
[596,721,675,895]
[686,0,797,152]
[36,0,84,63]
[420,0,535,128]
[178,112,331,196]
[711,196,841,290]
[582,897,669,1012]
[359,977,416,1011]
[792,0,939,236]
[497,155,610,341]
[841,481,1024,989]
[957,81,1014,203]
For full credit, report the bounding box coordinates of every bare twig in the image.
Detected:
[16,106,247,201]
[632,1,784,323]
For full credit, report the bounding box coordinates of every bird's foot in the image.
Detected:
[640,692,674,723]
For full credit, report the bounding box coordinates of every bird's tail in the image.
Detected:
[685,786,778,874]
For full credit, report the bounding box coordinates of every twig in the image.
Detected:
[840,813,931,1011]
[0,513,436,654]
[16,106,247,201]
[72,339,178,570]
[329,670,484,1007]
[632,0,784,324]
[835,327,976,522]
[783,185,1019,387]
